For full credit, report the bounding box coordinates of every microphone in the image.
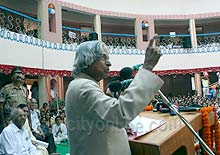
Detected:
[108,81,122,92]
[119,64,143,80]
[132,64,143,71]
[108,79,133,92]
[107,64,143,97]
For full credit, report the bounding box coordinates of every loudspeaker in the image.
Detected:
[89,32,98,41]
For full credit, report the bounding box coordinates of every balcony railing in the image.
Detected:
[197,32,220,47]
[1,5,220,52]
[2,26,220,56]
[62,26,92,45]
[157,34,191,49]
[62,25,136,48]
[102,33,136,49]
[0,6,41,38]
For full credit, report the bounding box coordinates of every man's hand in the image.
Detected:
[143,35,162,71]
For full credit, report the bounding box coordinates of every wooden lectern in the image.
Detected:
[129,111,214,155]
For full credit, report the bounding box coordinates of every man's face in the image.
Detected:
[13,109,26,129]
[85,46,111,81]
[22,106,29,116]
[11,72,24,84]
[30,99,38,109]
[56,117,61,125]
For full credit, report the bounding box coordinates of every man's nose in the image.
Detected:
[106,60,111,66]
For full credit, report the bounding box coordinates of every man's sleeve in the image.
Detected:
[78,68,164,128]
[0,129,17,154]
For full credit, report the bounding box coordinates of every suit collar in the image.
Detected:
[76,72,98,84]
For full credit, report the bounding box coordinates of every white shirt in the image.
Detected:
[0,123,38,155]
[52,123,67,138]
[30,110,41,133]
[202,79,209,88]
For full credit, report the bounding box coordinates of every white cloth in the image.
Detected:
[23,119,49,155]
[0,123,38,155]
[65,68,164,155]
[52,123,68,143]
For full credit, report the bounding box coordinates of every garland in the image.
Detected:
[200,107,220,155]
[144,105,153,111]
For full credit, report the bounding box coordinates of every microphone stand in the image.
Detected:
[158,90,215,155]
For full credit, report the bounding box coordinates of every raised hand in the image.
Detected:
[143,35,162,71]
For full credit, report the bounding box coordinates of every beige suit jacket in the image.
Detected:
[65,68,164,155]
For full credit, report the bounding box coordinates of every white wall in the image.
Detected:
[1,33,220,74]
[62,0,220,15]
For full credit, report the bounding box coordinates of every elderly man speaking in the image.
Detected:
[65,36,164,155]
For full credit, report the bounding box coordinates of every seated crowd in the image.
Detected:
[1,91,220,154]
[0,97,68,155]
[0,66,220,154]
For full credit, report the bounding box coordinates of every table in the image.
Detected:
[129,111,214,155]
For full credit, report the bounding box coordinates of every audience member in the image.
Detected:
[202,76,210,98]
[52,116,68,143]
[17,103,49,155]
[30,98,57,154]
[45,110,54,128]
[0,108,38,155]
[59,111,66,124]
[30,98,45,140]
[40,116,52,137]
[40,102,49,117]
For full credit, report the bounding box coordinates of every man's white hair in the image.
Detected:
[72,40,107,76]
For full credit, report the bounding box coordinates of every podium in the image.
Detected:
[129,111,214,155]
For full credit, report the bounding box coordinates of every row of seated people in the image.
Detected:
[30,98,68,144]
[0,98,68,155]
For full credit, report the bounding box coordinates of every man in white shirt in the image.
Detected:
[52,116,68,143]
[202,76,210,98]
[30,98,45,139]
[0,108,38,155]
[17,103,49,155]
[30,99,57,154]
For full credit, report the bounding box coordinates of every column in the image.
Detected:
[94,14,105,90]
[189,19,198,48]
[135,18,155,50]
[94,15,102,41]
[37,0,63,103]
[38,0,62,43]
[134,18,143,49]
[189,19,202,96]
[194,73,202,96]
[39,76,47,107]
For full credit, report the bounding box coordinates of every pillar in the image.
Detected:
[37,0,63,105]
[94,14,105,90]
[38,0,62,43]
[94,15,102,41]
[39,76,47,107]
[189,19,202,96]
[135,18,155,50]
[189,19,198,48]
